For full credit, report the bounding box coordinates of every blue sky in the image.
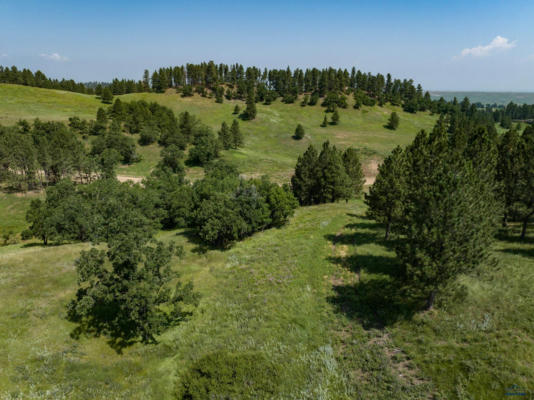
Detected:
[1,0,534,91]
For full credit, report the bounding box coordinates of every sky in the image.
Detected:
[1,0,534,91]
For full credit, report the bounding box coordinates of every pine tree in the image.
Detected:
[233,105,240,115]
[497,128,522,226]
[518,126,534,239]
[342,148,365,199]
[244,87,257,120]
[215,86,224,103]
[331,109,340,125]
[365,146,405,239]
[101,87,113,104]
[230,120,243,148]
[395,129,500,309]
[294,124,305,140]
[321,115,328,127]
[314,142,351,203]
[218,121,232,149]
[291,145,318,205]
[387,112,400,130]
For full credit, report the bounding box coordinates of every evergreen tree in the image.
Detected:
[291,145,318,205]
[314,141,351,202]
[230,119,243,148]
[496,128,522,227]
[233,105,240,115]
[365,146,405,239]
[395,129,500,309]
[101,87,113,104]
[342,148,365,198]
[218,121,232,150]
[517,126,534,239]
[244,87,257,120]
[294,124,305,140]
[215,86,224,103]
[321,115,328,127]
[331,109,340,125]
[387,112,400,130]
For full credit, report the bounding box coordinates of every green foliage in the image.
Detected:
[175,351,281,399]
[320,115,328,127]
[365,146,405,239]
[187,128,220,166]
[396,128,500,308]
[292,142,358,205]
[101,87,113,104]
[217,121,232,150]
[230,119,243,148]
[331,109,340,125]
[387,111,400,130]
[342,147,365,198]
[244,87,257,120]
[138,123,160,145]
[68,236,198,345]
[91,126,139,164]
[293,123,305,140]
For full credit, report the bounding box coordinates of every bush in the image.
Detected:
[175,351,281,399]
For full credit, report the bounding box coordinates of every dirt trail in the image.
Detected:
[116,175,144,184]
[363,159,379,185]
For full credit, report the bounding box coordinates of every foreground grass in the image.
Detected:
[1,199,533,399]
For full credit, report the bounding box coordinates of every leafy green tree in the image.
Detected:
[387,112,400,130]
[342,148,365,198]
[365,146,405,239]
[139,123,160,145]
[230,119,243,148]
[187,130,220,166]
[331,109,340,125]
[158,145,185,175]
[218,121,232,150]
[294,124,305,140]
[101,87,113,104]
[67,235,198,345]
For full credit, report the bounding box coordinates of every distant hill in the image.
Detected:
[430,91,534,106]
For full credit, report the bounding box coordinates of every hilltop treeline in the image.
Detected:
[0,65,89,94]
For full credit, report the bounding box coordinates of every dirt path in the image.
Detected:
[116,175,144,184]
[363,159,379,186]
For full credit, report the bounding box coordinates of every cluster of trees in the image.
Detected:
[0,120,98,190]
[0,65,89,94]
[365,112,534,309]
[145,159,298,247]
[23,177,198,345]
[291,142,364,205]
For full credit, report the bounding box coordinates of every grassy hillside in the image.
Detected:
[0,84,101,125]
[0,200,532,399]
[0,84,437,182]
[119,91,437,181]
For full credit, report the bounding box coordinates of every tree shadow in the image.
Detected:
[69,317,139,354]
[498,248,534,259]
[175,229,228,254]
[496,230,534,245]
[328,278,418,329]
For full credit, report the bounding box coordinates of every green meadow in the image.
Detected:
[0,84,533,399]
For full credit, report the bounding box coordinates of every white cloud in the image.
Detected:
[459,36,516,57]
[40,52,69,62]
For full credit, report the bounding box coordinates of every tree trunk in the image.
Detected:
[521,217,529,240]
[384,220,391,240]
[502,212,508,228]
[425,290,436,310]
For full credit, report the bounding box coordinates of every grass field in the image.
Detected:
[0,84,437,182]
[0,200,532,399]
[1,84,533,399]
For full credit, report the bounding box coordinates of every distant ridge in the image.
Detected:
[430,91,534,105]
